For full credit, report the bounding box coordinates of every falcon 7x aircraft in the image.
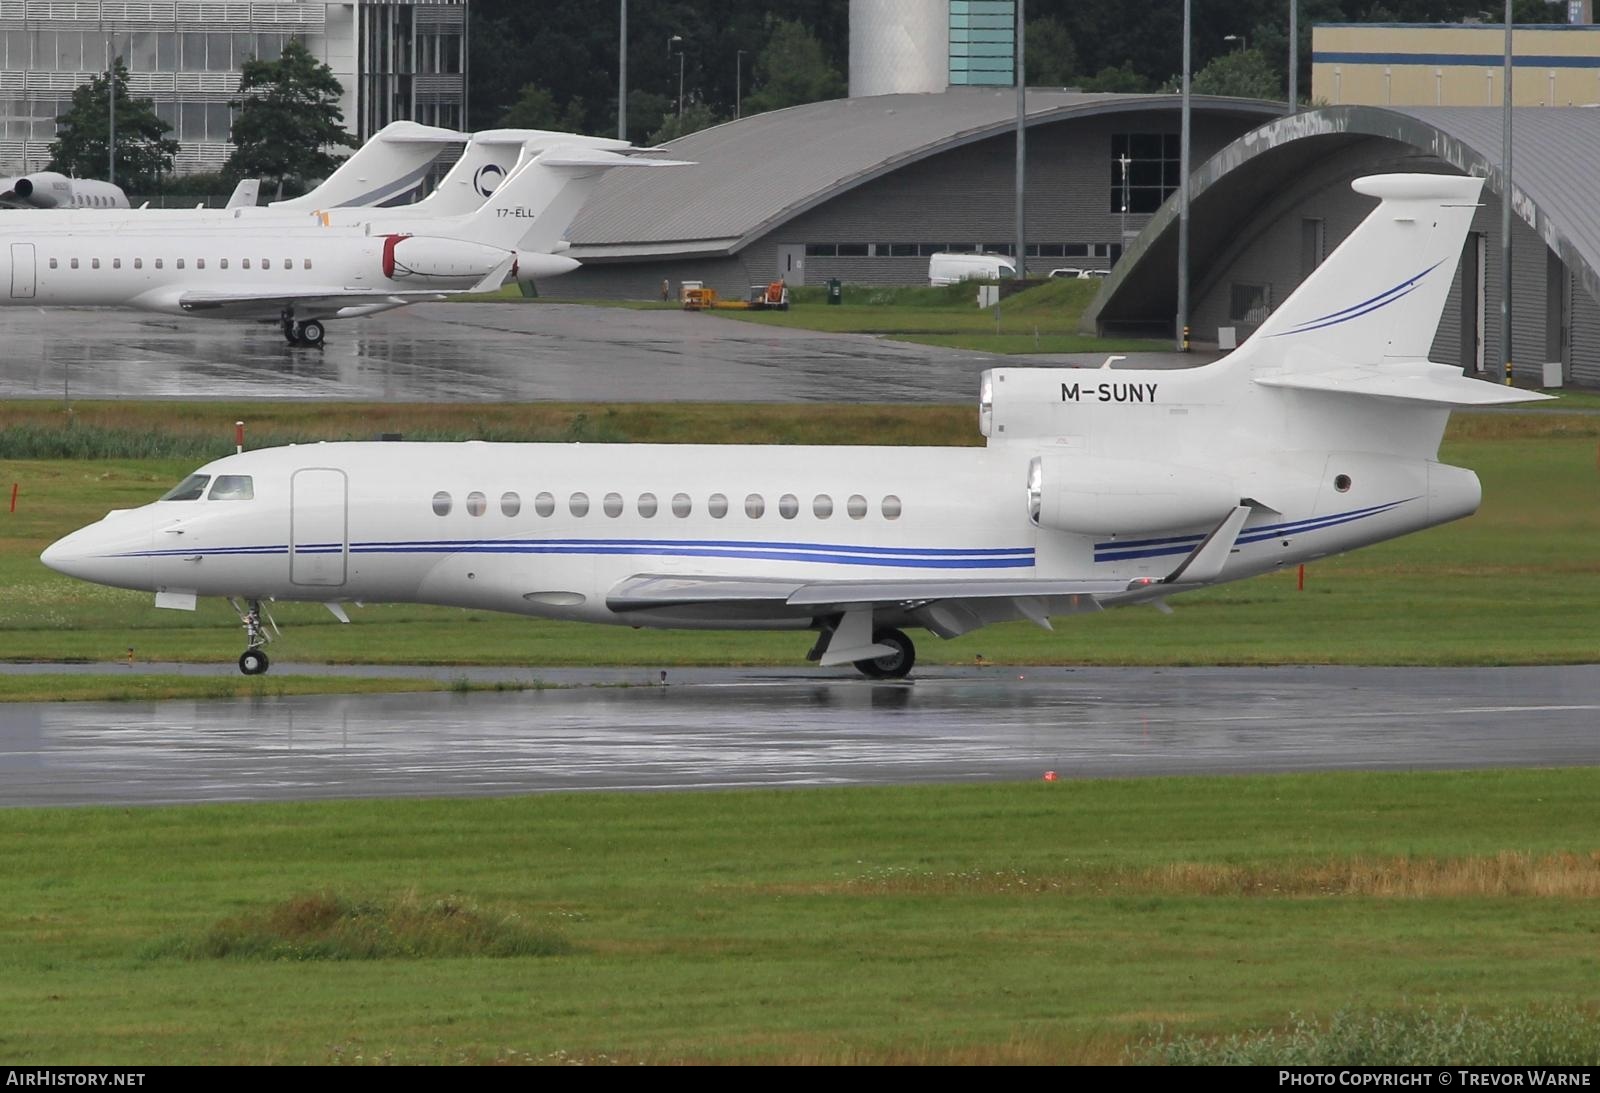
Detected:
[42,174,1551,677]
[0,141,676,346]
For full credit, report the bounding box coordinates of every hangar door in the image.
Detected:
[290,468,348,587]
[9,243,34,299]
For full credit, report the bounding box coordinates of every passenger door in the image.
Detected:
[9,243,34,299]
[290,468,348,587]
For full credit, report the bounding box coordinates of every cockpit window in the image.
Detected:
[160,474,210,501]
[208,475,254,501]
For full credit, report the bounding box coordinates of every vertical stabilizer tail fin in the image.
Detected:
[270,121,467,210]
[450,145,689,254]
[415,130,637,218]
[1248,173,1484,367]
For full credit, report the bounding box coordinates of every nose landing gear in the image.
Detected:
[230,597,274,675]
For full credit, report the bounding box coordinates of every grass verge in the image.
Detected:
[1,768,1597,1063]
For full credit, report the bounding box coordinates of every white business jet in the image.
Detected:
[0,142,676,346]
[0,172,129,209]
[41,173,1551,677]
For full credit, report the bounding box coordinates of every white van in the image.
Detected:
[928,252,1016,286]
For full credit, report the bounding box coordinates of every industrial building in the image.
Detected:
[1087,105,1600,387]
[0,0,466,175]
[1312,19,1600,107]
[557,90,1282,299]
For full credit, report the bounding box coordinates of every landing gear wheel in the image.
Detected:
[239,649,270,676]
[296,320,325,348]
[853,627,915,680]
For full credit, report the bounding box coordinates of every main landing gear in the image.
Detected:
[234,598,272,675]
[853,628,916,680]
[281,316,326,348]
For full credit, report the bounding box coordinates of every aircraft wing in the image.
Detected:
[606,573,1129,642]
[175,288,453,320]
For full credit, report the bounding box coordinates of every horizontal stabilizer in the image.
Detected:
[1256,365,1555,406]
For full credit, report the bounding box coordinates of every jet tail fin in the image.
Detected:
[452,144,689,254]
[1247,174,1485,368]
[271,120,467,210]
[414,130,638,218]
[225,179,260,209]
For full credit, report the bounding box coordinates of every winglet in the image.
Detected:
[1162,505,1251,585]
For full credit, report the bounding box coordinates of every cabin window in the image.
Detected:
[671,492,692,517]
[500,491,521,517]
[1334,474,1352,493]
[242,259,250,269]
[176,259,185,269]
[465,491,487,517]
[847,494,868,519]
[569,492,590,517]
[160,474,211,501]
[155,259,163,269]
[431,491,452,516]
[262,258,271,269]
[207,475,253,501]
[70,258,79,269]
[304,259,312,270]
[813,494,833,519]
[637,493,658,518]
[134,258,142,269]
[113,258,121,269]
[534,491,555,517]
[196,258,205,269]
[778,494,799,519]
[91,258,100,269]
[220,258,228,269]
[603,492,623,517]
[708,493,728,519]
[49,258,57,269]
[744,493,765,519]
[882,495,903,520]
[283,258,291,269]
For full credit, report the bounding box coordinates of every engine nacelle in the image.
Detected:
[1026,454,1239,536]
[510,250,581,283]
[11,172,75,208]
[381,235,509,281]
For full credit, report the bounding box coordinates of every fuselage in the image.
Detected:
[40,420,1482,632]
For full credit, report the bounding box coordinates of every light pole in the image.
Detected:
[1500,0,1513,385]
[736,50,747,119]
[1177,0,1192,352]
[1014,0,1026,279]
[1288,0,1299,113]
[668,35,685,122]
[618,1,627,141]
[107,33,116,187]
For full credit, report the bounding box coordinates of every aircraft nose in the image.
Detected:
[40,511,155,589]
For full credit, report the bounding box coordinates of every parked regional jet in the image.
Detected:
[0,143,677,345]
[0,172,129,209]
[41,174,1551,677]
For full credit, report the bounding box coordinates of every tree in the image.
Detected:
[742,18,844,116]
[499,84,562,129]
[1191,47,1283,99]
[647,101,722,144]
[1079,64,1153,94]
[48,61,179,189]
[1026,16,1080,87]
[227,39,358,198]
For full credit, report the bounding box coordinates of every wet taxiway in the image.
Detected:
[0,303,1215,403]
[2,665,1596,807]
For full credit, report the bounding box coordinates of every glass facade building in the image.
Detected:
[947,0,1014,87]
[0,0,466,176]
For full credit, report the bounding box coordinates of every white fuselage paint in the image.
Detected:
[41,361,1485,634]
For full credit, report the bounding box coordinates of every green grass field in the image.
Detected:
[2,769,1597,1064]
[2,403,1595,673]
